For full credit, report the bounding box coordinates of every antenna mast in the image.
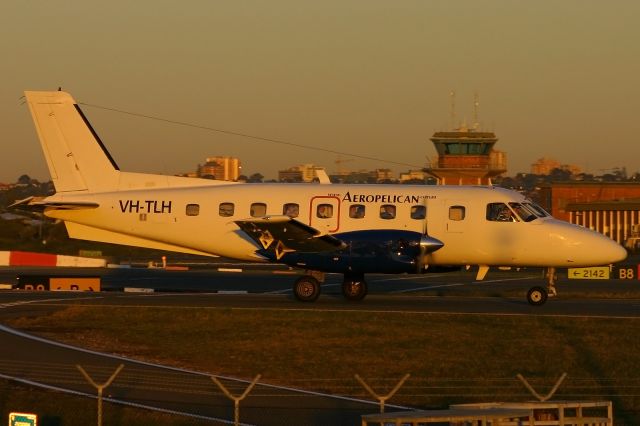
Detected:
[450,90,456,130]
[473,91,480,130]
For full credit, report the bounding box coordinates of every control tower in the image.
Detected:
[425,93,507,185]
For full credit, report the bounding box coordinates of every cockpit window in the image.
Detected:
[524,202,549,217]
[486,203,516,222]
[509,202,537,222]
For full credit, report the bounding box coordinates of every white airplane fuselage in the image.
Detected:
[43,182,625,269]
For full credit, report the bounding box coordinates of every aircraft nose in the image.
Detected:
[602,237,628,264]
[547,220,628,267]
[573,225,627,265]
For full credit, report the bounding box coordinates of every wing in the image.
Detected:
[235,216,345,260]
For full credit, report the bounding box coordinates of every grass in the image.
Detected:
[6,304,640,423]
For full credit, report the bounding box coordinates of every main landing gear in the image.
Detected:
[293,271,369,302]
[526,267,558,306]
[342,273,368,302]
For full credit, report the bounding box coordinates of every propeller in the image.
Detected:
[416,196,444,273]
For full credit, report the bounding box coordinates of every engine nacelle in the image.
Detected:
[271,230,443,274]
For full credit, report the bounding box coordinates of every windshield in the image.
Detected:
[524,202,550,217]
[509,202,538,222]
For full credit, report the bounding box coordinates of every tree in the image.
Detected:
[17,174,32,185]
[247,173,264,183]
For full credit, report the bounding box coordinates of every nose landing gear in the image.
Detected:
[527,267,557,306]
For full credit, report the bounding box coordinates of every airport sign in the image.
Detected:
[612,264,640,280]
[9,412,37,426]
[567,267,610,280]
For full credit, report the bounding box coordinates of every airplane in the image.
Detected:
[15,90,627,305]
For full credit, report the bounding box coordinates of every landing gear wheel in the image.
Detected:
[294,276,321,302]
[527,286,548,306]
[342,278,368,301]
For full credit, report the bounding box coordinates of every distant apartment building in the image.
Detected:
[198,156,241,181]
[372,168,394,182]
[531,157,582,175]
[399,169,428,182]
[278,164,325,182]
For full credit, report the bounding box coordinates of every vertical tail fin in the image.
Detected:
[25,91,119,193]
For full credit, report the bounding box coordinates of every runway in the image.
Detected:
[1,265,639,424]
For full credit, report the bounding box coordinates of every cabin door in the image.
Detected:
[444,200,466,233]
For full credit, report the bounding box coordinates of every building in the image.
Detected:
[198,156,241,181]
[372,168,394,182]
[425,124,507,185]
[531,157,582,175]
[278,164,326,182]
[539,182,640,221]
[565,199,640,245]
[399,169,428,182]
[539,182,640,244]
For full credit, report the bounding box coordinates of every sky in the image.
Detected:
[2,1,640,182]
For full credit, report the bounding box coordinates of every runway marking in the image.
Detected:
[218,268,243,272]
[116,292,220,298]
[387,275,538,294]
[473,276,539,284]
[15,302,640,320]
[391,283,465,293]
[265,282,342,294]
[0,296,102,309]
[369,274,457,282]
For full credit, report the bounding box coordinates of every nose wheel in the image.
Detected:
[527,267,559,306]
[527,286,548,306]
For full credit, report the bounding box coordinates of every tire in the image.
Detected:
[293,276,321,302]
[342,278,368,301]
[527,286,548,306]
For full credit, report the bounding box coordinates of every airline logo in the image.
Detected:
[341,192,435,204]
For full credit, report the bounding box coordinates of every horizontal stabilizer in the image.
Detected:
[9,196,99,212]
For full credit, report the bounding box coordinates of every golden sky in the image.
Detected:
[2,1,639,181]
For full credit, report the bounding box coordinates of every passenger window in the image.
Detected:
[219,202,234,217]
[250,203,267,217]
[380,204,396,220]
[316,204,333,219]
[283,203,299,218]
[186,204,200,216]
[411,205,426,220]
[349,204,365,219]
[486,203,514,222]
[449,206,465,221]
